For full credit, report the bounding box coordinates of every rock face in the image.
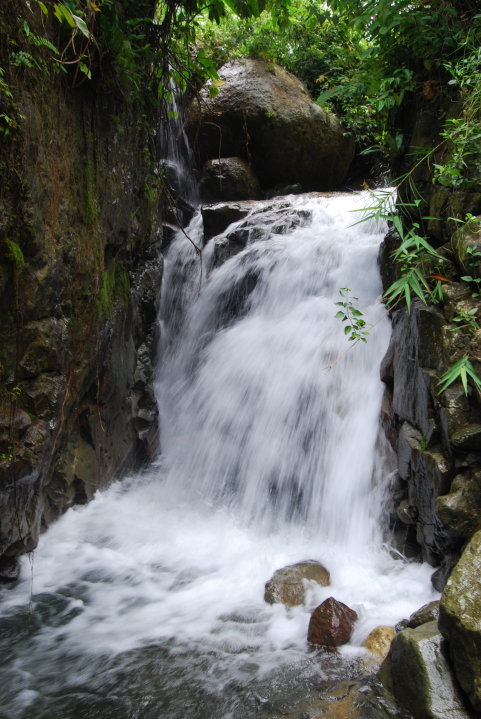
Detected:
[439,530,481,712]
[200,157,261,202]
[307,597,358,648]
[264,560,330,606]
[381,622,471,719]
[186,59,355,192]
[379,283,481,587]
[0,0,161,571]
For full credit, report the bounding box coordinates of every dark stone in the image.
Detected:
[437,470,481,541]
[431,554,460,592]
[395,600,440,632]
[307,597,358,648]
[202,202,252,241]
[0,555,20,583]
[200,157,261,202]
[212,202,312,267]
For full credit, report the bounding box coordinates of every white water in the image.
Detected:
[0,192,437,719]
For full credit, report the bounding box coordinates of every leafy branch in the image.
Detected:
[334,287,369,342]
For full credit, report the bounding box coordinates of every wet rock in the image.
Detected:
[450,424,481,452]
[363,626,396,659]
[396,599,439,632]
[383,621,471,719]
[0,555,20,583]
[200,157,261,202]
[186,58,354,191]
[451,215,481,275]
[202,202,252,241]
[439,529,481,712]
[23,373,64,418]
[307,597,358,648]
[23,419,49,448]
[19,318,68,379]
[0,408,31,436]
[265,183,303,199]
[264,560,330,606]
[437,470,481,541]
[395,600,440,632]
[397,420,453,565]
[213,203,312,267]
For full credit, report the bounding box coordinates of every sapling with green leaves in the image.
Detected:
[334,288,369,343]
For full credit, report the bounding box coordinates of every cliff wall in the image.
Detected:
[0,0,162,578]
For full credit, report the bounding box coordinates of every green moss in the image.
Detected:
[98,260,130,318]
[1,238,25,269]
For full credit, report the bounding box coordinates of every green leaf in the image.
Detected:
[79,62,91,79]
[72,13,90,38]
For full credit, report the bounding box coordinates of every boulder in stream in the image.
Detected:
[264,559,330,607]
[307,597,358,648]
[381,621,471,719]
[186,59,355,191]
[363,625,396,660]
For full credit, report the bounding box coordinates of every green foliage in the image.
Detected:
[334,288,369,343]
[353,189,446,310]
[433,43,481,189]
[450,308,480,337]
[438,355,481,395]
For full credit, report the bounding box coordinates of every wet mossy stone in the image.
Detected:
[363,625,396,660]
[395,600,440,633]
[439,530,481,712]
[264,560,330,607]
[437,471,481,541]
[387,621,471,719]
[200,157,261,203]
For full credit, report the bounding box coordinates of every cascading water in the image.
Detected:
[0,192,437,719]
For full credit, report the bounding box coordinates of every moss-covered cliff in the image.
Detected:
[0,0,163,578]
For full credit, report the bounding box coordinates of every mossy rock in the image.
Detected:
[438,471,481,541]
[439,529,481,712]
[264,559,330,606]
[363,625,396,660]
[387,621,471,719]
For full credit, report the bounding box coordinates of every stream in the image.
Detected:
[0,191,437,719]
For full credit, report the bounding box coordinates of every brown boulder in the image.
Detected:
[307,597,358,648]
[264,560,330,607]
[186,59,354,191]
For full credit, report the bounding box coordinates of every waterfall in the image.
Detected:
[0,191,437,719]
[159,192,392,550]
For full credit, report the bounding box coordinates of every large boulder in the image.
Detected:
[264,559,330,607]
[307,597,358,648]
[439,529,481,712]
[381,621,471,719]
[185,59,355,191]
